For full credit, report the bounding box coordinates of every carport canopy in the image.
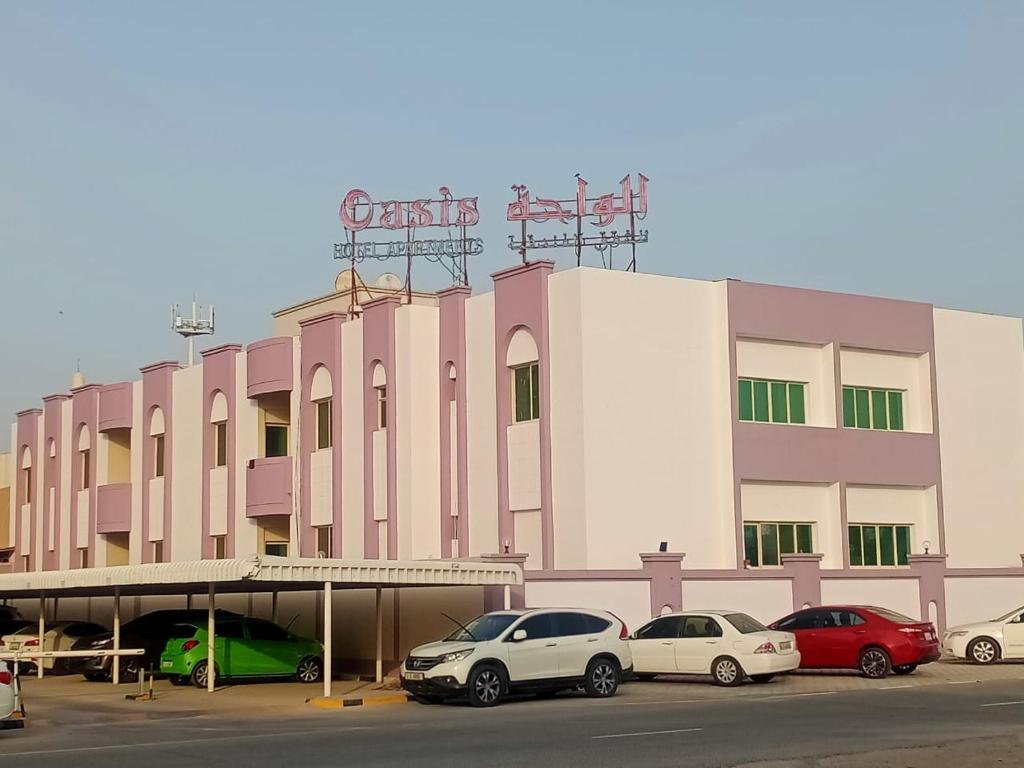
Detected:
[0,555,522,696]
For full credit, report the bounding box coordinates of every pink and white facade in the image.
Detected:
[4,264,1024,640]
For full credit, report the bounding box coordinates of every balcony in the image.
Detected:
[246,457,292,517]
[96,483,131,534]
[98,382,133,432]
[247,337,293,398]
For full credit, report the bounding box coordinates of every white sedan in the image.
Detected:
[0,661,18,729]
[942,605,1024,664]
[0,621,107,673]
[629,610,800,686]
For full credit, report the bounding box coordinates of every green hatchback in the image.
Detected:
[160,617,323,688]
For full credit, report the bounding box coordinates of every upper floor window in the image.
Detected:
[77,426,92,490]
[80,449,91,489]
[744,522,813,567]
[154,435,166,478]
[316,400,332,450]
[738,379,805,425]
[376,386,388,429]
[22,469,32,504]
[842,387,904,431]
[849,523,910,567]
[513,363,540,423]
[214,422,228,467]
[316,525,333,558]
[265,424,288,458]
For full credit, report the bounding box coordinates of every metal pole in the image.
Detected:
[113,588,121,685]
[503,584,511,611]
[186,593,193,610]
[37,596,45,679]
[271,591,279,624]
[323,582,332,698]
[207,584,215,692]
[375,587,383,684]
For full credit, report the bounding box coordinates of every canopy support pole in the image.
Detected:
[37,595,45,679]
[323,582,332,698]
[207,584,216,692]
[113,588,121,685]
[375,587,383,683]
[504,584,511,610]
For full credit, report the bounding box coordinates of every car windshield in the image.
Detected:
[724,613,768,634]
[444,613,518,642]
[993,606,1024,622]
[867,607,917,624]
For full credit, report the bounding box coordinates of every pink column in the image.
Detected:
[782,552,824,611]
[492,261,555,569]
[640,552,686,618]
[200,344,242,559]
[909,553,948,632]
[41,394,68,571]
[13,409,41,573]
[298,314,345,558]
[362,296,399,559]
[140,361,180,562]
[438,286,471,557]
[70,384,100,568]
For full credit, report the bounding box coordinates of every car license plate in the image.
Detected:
[780,641,792,650]
[9,643,19,651]
[405,671,424,681]
[161,660,173,668]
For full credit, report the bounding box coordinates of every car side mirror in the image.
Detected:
[511,629,527,642]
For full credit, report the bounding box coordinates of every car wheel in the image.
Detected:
[858,647,891,679]
[468,664,504,708]
[967,637,1000,665]
[296,656,322,683]
[83,672,107,682]
[711,656,744,687]
[121,659,141,683]
[750,674,775,683]
[893,664,918,675]
[190,661,214,689]
[584,657,621,698]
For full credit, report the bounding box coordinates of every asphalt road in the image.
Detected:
[2,679,1023,767]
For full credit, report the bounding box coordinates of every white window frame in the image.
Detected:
[743,521,815,568]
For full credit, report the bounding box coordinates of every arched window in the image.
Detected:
[20,447,32,505]
[310,366,333,450]
[77,425,91,490]
[149,406,166,478]
[372,363,387,429]
[210,390,228,468]
[506,328,539,423]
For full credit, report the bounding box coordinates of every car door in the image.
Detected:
[631,616,685,673]
[826,610,869,667]
[505,613,560,681]
[776,610,825,667]
[1003,611,1024,658]
[550,612,606,678]
[674,615,725,673]
[244,620,298,676]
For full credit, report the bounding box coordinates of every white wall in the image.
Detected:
[506,421,540,512]
[845,484,939,557]
[547,269,735,570]
[310,448,333,528]
[526,580,652,635]
[740,481,843,568]
[465,293,498,557]
[934,308,1024,568]
[820,578,921,620]
[681,580,793,624]
[840,348,932,433]
[170,365,203,560]
[340,322,364,559]
[514,508,543,569]
[945,577,1024,626]
[736,339,836,427]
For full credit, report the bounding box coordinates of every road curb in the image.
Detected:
[307,692,411,710]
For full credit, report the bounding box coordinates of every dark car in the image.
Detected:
[71,609,241,681]
[0,606,29,638]
[769,605,940,679]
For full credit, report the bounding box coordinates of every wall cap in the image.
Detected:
[781,553,825,565]
[70,383,102,395]
[140,360,182,375]
[908,554,948,565]
[41,393,70,403]
[639,552,686,564]
[247,336,292,352]
[362,295,403,311]
[200,343,243,358]
[478,553,529,567]
[15,408,42,418]
[437,285,472,299]
[298,312,347,329]
[491,260,555,282]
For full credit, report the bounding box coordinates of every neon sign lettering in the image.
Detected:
[340,187,480,232]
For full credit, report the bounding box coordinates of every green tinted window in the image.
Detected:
[779,524,795,554]
[531,363,540,419]
[760,523,779,566]
[862,526,878,566]
[843,387,856,427]
[770,382,788,423]
[738,379,753,421]
[879,526,896,566]
[743,524,759,567]
[265,425,288,458]
[888,391,904,431]
[849,525,863,566]
[514,366,533,423]
[855,389,871,428]
[896,526,911,565]
[753,381,770,422]
[871,390,888,429]
[796,524,813,553]
[788,383,806,424]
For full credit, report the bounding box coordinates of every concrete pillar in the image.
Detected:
[37,596,45,679]
[639,552,686,619]
[113,588,121,685]
[323,582,333,698]
[207,585,216,692]
[909,554,948,632]
[781,553,824,611]
[480,553,527,612]
[374,587,383,684]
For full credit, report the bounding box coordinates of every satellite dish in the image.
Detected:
[375,272,404,291]
[335,269,362,292]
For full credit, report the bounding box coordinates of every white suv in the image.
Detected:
[400,609,633,707]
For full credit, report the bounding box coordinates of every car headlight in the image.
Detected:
[947,631,968,638]
[441,649,475,663]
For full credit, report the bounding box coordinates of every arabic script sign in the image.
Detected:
[506,174,649,271]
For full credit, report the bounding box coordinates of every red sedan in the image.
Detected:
[769,605,940,679]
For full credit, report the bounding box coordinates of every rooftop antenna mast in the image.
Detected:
[171,296,215,366]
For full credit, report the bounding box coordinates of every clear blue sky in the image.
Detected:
[2,1,1022,423]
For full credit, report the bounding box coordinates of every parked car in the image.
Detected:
[400,608,633,707]
[71,609,241,681]
[630,611,800,686]
[0,621,108,673]
[0,606,30,638]
[942,605,1024,664]
[159,617,323,688]
[0,661,18,729]
[770,605,939,678]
